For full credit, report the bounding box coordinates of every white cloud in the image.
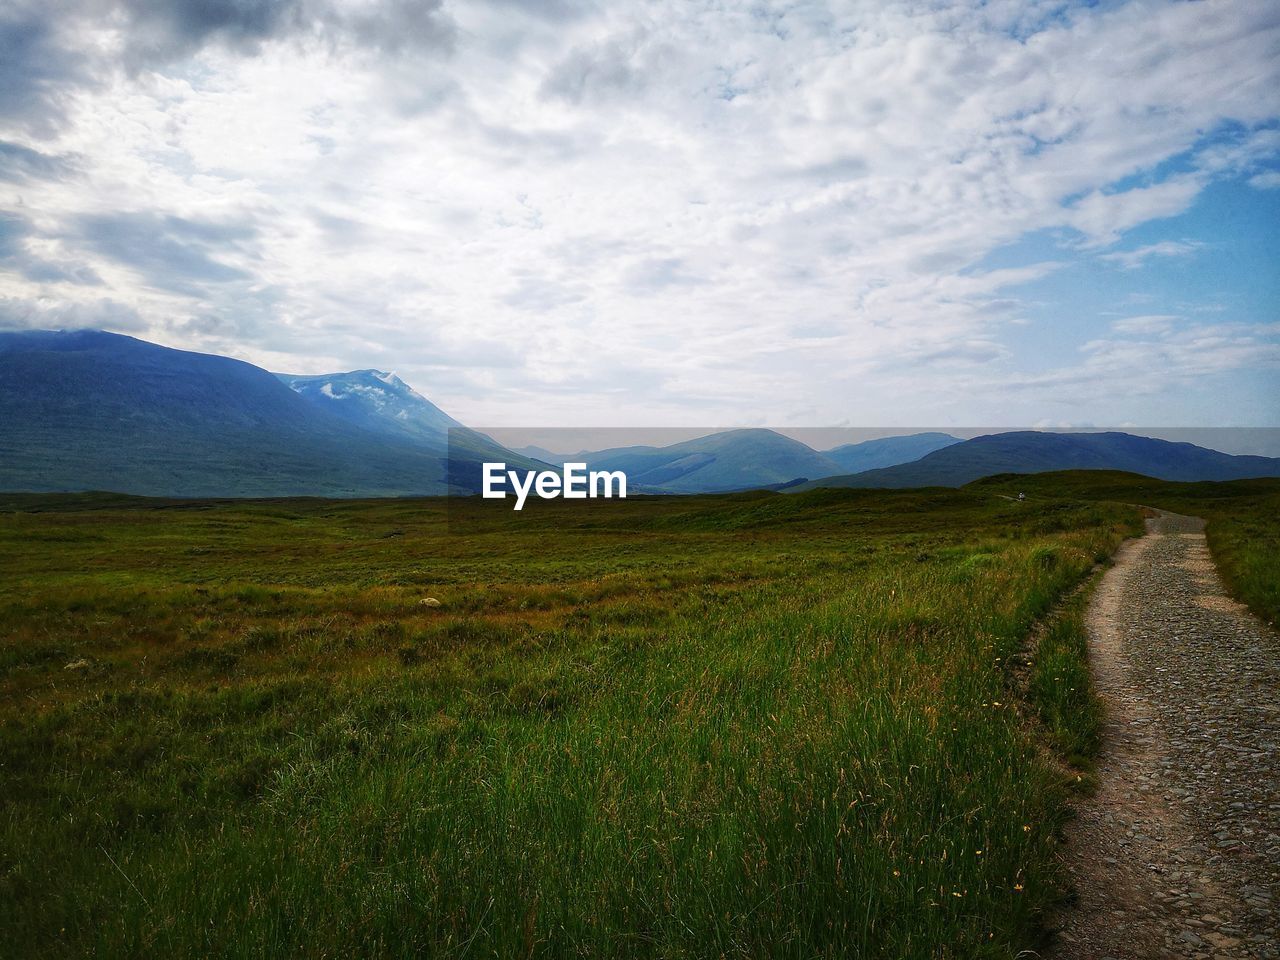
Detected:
[1110,315,1179,336]
[980,321,1280,409]
[1100,241,1204,270]
[1,0,1278,426]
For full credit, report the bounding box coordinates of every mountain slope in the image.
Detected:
[275,368,545,481]
[824,432,961,473]
[796,431,1280,490]
[0,330,496,497]
[577,429,844,493]
[275,370,460,446]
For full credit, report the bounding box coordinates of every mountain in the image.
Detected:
[275,369,544,481]
[795,431,1280,490]
[514,432,961,487]
[0,330,529,497]
[573,429,845,493]
[275,370,459,445]
[824,432,961,473]
[512,444,567,464]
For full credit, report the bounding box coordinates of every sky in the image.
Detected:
[1,0,1278,429]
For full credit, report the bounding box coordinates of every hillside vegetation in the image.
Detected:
[0,488,1143,958]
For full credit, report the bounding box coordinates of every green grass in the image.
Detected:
[0,486,1158,957]
[1027,587,1103,769]
[972,472,1280,626]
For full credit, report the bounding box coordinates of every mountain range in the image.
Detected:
[546,430,845,494]
[2,330,1277,497]
[0,330,537,497]
[520,432,964,493]
[791,431,1280,490]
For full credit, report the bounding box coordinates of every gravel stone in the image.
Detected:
[1048,511,1279,959]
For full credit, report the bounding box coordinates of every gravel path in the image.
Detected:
[1050,511,1280,959]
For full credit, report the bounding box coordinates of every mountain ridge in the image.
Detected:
[794,431,1280,490]
[275,369,461,447]
[567,428,846,494]
[0,330,524,497]
[4,331,1276,498]
[823,432,961,473]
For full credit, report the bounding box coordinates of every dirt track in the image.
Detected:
[1049,511,1279,959]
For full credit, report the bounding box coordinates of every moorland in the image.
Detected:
[1,473,1276,958]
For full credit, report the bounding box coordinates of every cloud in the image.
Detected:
[0,0,457,134]
[1,0,1278,426]
[116,0,312,65]
[541,30,662,104]
[1065,178,1204,248]
[500,275,589,312]
[1100,240,1204,270]
[621,257,704,295]
[1110,315,1179,336]
[986,321,1280,402]
[98,0,456,68]
[0,139,77,182]
[0,210,102,285]
[75,212,257,294]
[0,295,146,332]
[0,5,88,137]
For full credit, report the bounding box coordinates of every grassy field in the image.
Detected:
[974,472,1280,627]
[0,482,1206,958]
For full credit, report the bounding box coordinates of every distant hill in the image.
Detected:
[824,432,961,473]
[796,431,1280,490]
[0,330,530,497]
[512,444,566,465]
[12,336,1269,499]
[575,429,845,493]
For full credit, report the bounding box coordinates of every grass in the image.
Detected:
[0,482,1212,958]
[1027,587,1103,769]
[973,472,1280,626]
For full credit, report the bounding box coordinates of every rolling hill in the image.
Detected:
[796,431,1280,490]
[569,428,846,493]
[823,432,961,473]
[523,430,963,492]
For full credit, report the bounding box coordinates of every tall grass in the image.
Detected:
[0,490,1140,957]
[971,473,1280,626]
[1027,587,1103,769]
